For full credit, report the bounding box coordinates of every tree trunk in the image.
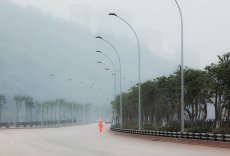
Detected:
[0,106,2,123]
[203,102,207,121]
[214,91,219,128]
[30,108,32,122]
[228,101,230,127]
[216,92,222,128]
[16,102,19,123]
[51,105,53,121]
[153,113,156,128]
[195,99,198,126]
[191,102,194,126]
[26,107,29,122]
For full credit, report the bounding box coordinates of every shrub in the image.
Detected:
[143,124,153,130]
[186,127,212,133]
[157,126,180,132]
[212,128,230,134]
[126,124,138,129]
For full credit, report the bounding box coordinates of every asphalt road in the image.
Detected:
[0,124,229,156]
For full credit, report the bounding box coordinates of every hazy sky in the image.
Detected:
[8,0,230,67]
[1,0,230,109]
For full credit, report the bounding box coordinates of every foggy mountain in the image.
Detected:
[0,0,176,105]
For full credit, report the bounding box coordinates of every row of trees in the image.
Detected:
[111,52,230,129]
[0,95,97,124]
[0,95,6,122]
[14,95,34,122]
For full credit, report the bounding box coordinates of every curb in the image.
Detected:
[111,131,230,149]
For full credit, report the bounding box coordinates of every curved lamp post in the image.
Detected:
[108,13,142,130]
[79,81,95,122]
[96,50,117,99]
[97,53,117,121]
[96,36,123,128]
[174,0,184,132]
[49,74,60,127]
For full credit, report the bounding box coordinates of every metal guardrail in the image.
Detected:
[110,127,230,142]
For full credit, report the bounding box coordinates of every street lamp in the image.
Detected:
[174,0,184,132]
[97,61,109,71]
[41,100,43,127]
[57,98,60,126]
[96,36,123,128]
[96,51,117,121]
[108,13,142,130]
[79,81,87,122]
[79,81,96,122]
[96,50,117,99]
[49,74,60,127]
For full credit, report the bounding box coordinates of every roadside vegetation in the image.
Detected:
[111,52,230,133]
[0,95,96,127]
[0,52,229,133]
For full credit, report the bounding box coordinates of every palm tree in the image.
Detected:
[0,95,6,123]
[13,95,21,123]
[24,96,34,122]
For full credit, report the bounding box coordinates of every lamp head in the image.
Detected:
[96,51,102,53]
[108,13,118,16]
[95,36,103,39]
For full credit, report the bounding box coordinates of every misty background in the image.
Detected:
[1,0,230,121]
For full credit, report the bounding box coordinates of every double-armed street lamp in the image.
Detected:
[95,36,123,128]
[108,13,142,130]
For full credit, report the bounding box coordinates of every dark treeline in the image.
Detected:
[112,52,230,132]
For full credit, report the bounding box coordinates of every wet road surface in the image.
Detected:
[0,124,229,156]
